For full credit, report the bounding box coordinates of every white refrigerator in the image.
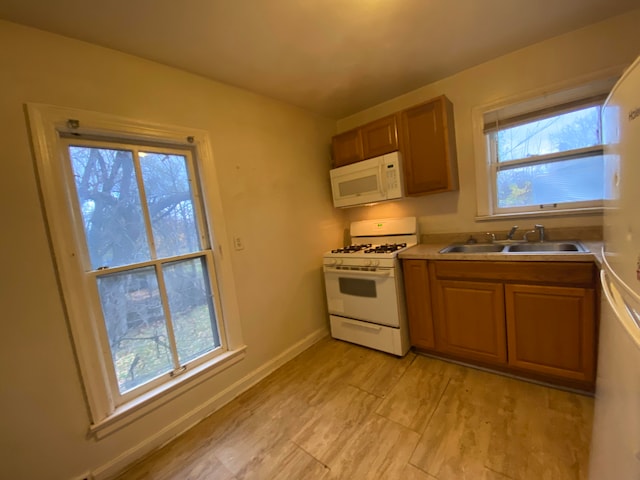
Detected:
[589,54,640,478]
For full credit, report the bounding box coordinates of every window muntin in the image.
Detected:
[487,103,604,213]
[65,139,224,399]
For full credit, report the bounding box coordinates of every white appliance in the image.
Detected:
[589,55,640,479]
[322,217,417,356]
[329,152,403,208]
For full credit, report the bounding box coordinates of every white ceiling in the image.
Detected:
[1,0,638,118]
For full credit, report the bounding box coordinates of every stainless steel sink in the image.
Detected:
[439,244,506,253]
[439,241,589,254]
[505,241,588,253]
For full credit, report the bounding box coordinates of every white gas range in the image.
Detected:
[322,217,418,356]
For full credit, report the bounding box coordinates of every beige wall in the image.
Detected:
[0,20,344,480]
[338,9,640,238]
[4,8,640,480]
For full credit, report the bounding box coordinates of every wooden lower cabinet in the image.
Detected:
[403,260,598,390]
[402,260,435,349]
[505,284,595,383]
[433,279,507,365]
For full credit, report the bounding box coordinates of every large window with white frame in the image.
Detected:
[28,104,244,436]
[474,77,617,219]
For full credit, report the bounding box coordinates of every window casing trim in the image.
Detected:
[472,69,622,219]
[27,103,245,436]
[90,346,246,438]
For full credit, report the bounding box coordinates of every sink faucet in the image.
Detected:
[523,224,545,242]
[506,225,518,240]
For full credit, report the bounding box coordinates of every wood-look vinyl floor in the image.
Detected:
[117,337,593,480]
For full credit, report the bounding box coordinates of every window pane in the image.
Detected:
[139,152,201,258]
[497,106,601,162]
[68,146,150,269]
[497,155,603,208]
[164,257,220,364]
[97,267,173,394]
[338,277,377,297]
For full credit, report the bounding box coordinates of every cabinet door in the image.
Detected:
[432,277,507,365]
[400,96,458,196]
[361,115,398,159]
[505,284,595,383]
[332,129,363,167]
[402,260,435,349]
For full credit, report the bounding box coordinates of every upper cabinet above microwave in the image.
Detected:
[331,95,458,197]
[399,96,458,196]
[332,115,398,168]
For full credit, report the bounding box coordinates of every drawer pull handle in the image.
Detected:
[342,318,382,332]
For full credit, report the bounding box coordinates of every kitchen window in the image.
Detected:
[27,104,245,437]
[473,77,617,219]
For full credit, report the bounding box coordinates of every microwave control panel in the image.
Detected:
[386,164,399,191]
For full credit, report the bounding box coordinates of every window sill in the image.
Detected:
[475,206,603,222]
[89,345,247,439]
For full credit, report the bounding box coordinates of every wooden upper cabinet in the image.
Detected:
[402,259,435,349]
[332,129,363,168]
[360,115,398,159]
[330,97,459,197]
[332,115,398,168]
[399,96,458,196]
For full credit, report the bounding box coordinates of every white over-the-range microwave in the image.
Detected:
[329,152,403,208]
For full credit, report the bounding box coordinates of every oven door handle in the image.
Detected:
[324,267,391,277]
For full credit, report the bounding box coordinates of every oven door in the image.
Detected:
[323,265,401,327]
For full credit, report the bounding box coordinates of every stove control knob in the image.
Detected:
[363,259,372,266]
[326,259,336,266]
[335,259,343,265]
[372,259,379,266]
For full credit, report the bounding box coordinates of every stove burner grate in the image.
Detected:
[330,243,372,254]
[364,243,407,254]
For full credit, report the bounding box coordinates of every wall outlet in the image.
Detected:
[233,236,244,250]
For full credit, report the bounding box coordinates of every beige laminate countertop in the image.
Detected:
[399,241,603,267]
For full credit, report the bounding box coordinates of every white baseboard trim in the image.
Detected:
[91,327,329,480]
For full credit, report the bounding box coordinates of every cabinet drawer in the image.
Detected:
[329,315,408,356]
[432,261,595,287]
